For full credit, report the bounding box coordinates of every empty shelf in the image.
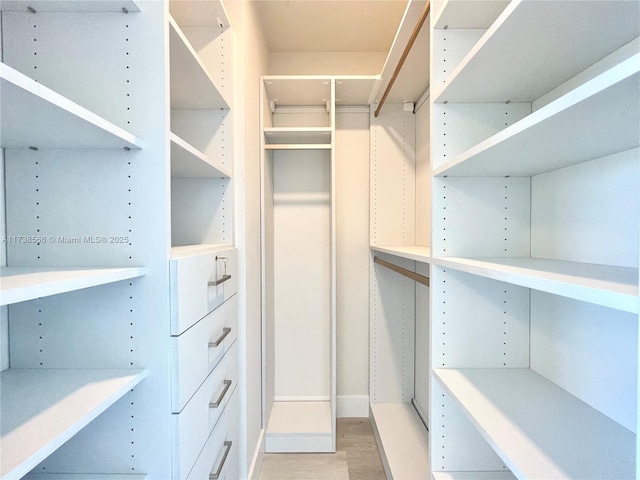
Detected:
[434,1,640,103]
[169,16,229,110]
[370,245,431,263]
[23,475,147,480]
[1,368,148,479]
[434,56,639,177]
[170,243,232,259]
[265,401,333,453]
[265,144,332,150]
[370,403,429,480]
[434,368,635,479]
[432,257,638,314]
[263,76,331,107]
[0,266,148,306]
[169,0,230,28]
[433,0,510,29]
[0,0,141,12]
[0,63,143,149]
[433,473,516,480]
[170,132,231,178]
[263,127,332,145]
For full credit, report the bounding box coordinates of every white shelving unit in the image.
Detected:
[170,132,231,178]
[370,245,431,264]
[430,0,640,477]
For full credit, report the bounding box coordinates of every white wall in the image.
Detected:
[225,1,270,478]
[270,52,386,75]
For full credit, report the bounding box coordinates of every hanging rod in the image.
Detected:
[374,256,430,287]
[374,0,431,118]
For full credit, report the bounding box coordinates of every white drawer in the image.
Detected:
[170,246,238,335]
[187,389,239,480]
[172,296,238,412]
[173,341,238,479]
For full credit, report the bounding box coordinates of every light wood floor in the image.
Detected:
[259,418,386,480]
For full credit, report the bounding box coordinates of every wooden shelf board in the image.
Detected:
[0,0,141,12]
[263,76,332,107]
[432,257,638,314]
[435,58,640,177]
[433,0,510,29]
[169,0,230,28]
[370,402,429,480]
[0,266,148,306]
[434,368,635,479]
[264,127,332,145]
[0,62,143,149]
[433,1,640,103]
[170,132,231,178]
[170,243,232,259]
[370,245,431,263]
[433,472,515,480]
[169,16,229,110]
[265,144,332,151]
[1,368,148,479]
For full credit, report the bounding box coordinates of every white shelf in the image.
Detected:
[24,475,147,480]
[0,62,143,149]
[433,0,509,29]
[263,76,331,107]
[169,16,229,110]
[170,243,232,259]
[433,368,635,479]
[371,245,431,263]
[265,401,333,453]
[0,0,141,12]
[170,132,231,178]
[370,403,429,480]
[1,368,148,479]
[434,56,640,177]
[433,473,515,480]
[264,144,332,151]
[432,257,638,314]
[264,127,332,145]
[334,76,378,106]
[433,1,640,103]
[169,0,230,28]
[0,266,148,306]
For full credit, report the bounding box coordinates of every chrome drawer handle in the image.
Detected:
[208,274,231,286]
[209,380,232,408]
[209,327,231,348]
[209,440,232,480]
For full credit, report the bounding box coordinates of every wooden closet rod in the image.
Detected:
[374,0,431,118]
[374,256,430,287]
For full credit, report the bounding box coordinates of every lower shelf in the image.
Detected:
[265,401,333,453]
[434,368,635,479]
[1,368,148,479]
[370,402,429,480]
[432,472,516,480]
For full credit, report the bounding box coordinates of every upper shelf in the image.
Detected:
[1,368,147,479]
[433,0,640,103]
[0,0,141,12]
[434,55,640,177]
[335,76,378,107]
[371,245,431,264]
[433,0,509,29]
[0,266,148,306]
[170,132,231,178]
[169,0,230,28]
[432,257,638,314]
[264,127,332,145]
[169,16,229,110]
[264,76,332,108]
[0,62,143,149]
[434,368,635,479]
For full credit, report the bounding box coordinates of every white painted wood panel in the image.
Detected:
[370,245,430,263]
[433,1,509,29]
[264,76,331,107]
[0,1,141,12]
[170,132,232,178]
[265,401,332,453]
[263,127,332,145]
[414,261,430,425]
[434,368,635,479]
[433,473,515,480]
[415,94,431,247]
[169,0,230,28]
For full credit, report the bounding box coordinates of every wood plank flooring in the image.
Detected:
[259,418,386,480]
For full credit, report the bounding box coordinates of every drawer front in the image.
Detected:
[173,342,238,479]
[187,389,239,480]
[171,247,238,335]
[172,296,238,412]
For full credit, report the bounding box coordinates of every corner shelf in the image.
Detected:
[370,245,431,264]
[434,368,635,479]
[169,16,229,110]
[432,257,638,314]
[1,368,148,479]
[434,56,640,177]
[263,127,332,145]
[170,132,231,178]
[433,1,640,103]
[0,1,141,12]
[0,63,143,149]
[0,267,148,306]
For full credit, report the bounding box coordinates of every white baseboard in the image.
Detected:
[246,428,265,480]
[337,395,370,417]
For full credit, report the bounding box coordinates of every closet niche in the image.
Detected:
[260,77,337,453]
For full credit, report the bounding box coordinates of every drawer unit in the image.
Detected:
[187,388,239,480]
[170,246,238,335]
[173,340,238,479]
[172,296,238,412]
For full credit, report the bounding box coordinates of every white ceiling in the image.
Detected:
[253,1,408,53]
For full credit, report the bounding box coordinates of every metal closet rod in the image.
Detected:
[374,256,430,287]
[374,0,431,118]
